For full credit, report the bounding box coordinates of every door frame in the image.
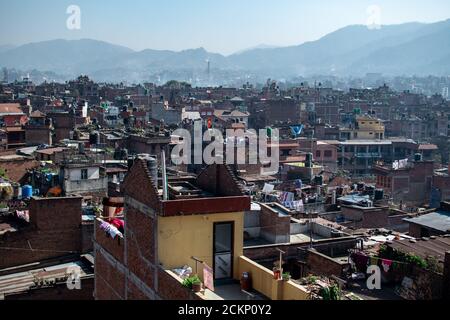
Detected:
[213,221,235,282]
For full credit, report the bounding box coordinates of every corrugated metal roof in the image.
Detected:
[388,236,450,263]
[405,211,450,233]
[0,258,93,297]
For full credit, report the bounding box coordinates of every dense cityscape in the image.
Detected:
[1,0,450,311]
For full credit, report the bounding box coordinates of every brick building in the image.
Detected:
[94,160,310,300]
[24,111,53,146]
[0,196,90,269]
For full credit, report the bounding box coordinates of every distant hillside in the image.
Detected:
[1,19,449,82]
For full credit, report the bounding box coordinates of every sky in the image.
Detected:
[0,0,449,55]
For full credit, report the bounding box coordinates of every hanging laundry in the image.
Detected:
[100,221,123,239]
[295,179,303,189]
[110,218,125,233]
[398,159,408,169]
[262,183,275,194]
[290,125,304,137]
[16,210,29,222]
[203,263,215,291]
[381,259,393,272]
[351,252,369,271]
[392,161,399,170]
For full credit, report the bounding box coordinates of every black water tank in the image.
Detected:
[414,153,423,162]
[89,131,100,145]
[305,153,313,168]
[314,175,323,185]
[127,156,135,171]
[374,189,384,201]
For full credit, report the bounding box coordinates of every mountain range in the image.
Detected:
[1,19,449,83]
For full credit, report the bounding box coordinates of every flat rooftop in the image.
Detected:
[405,211,450,233]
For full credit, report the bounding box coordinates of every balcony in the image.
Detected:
[162,256,310,300]
[354,152,382,158]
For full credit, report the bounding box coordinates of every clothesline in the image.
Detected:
[350,250,410,266]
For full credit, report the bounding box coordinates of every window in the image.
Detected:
[324,150,332,158]
[81,169,88,180]
[316,150,321,158]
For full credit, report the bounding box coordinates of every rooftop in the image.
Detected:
[0,103,23,115]
[404,211,450,233]
[387,236,450,266]
[0,255,94,299]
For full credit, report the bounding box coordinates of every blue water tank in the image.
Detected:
[22,185,33,199]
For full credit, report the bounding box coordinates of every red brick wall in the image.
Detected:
[25,127,52,146]
[157,269,202,300]
[0,197,83,269]
[408,223,423,238]
[306,250,346,277]
[95,250,126,299]
[260,205,290,242]
[126,206,156,289]
[0,228,82,268]
[341,206,389,229]
[196,164,244,197]
[126,279,149,300]
[81,222,94,253]
[29,197,82,231]
[122,159,161,211]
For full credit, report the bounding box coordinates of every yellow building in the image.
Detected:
[340,116,385,140]
[94,159,311,300]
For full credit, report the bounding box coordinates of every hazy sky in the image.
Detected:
[1,0,449,55]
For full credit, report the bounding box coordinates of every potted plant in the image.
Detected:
[191,278,202,293]
[273,267,281,280]
[282,272,291,281]
[182,275,202,292]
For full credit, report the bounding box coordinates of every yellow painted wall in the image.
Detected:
[158,212,244,280]
[282,280,310,300]
[237,256,309,300]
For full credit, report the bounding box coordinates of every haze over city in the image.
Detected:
[1,0,450,309]
[1,0,450,54]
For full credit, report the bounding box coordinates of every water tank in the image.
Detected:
[414,153,423,162]
[127,156,135,171]
[13,183,22,199]
[89,131,100,145]
[374,189,384,201]
[314,175,323,185]
[365,185,375,196]
[22,185,33,199]
[137,154,158,185]
[145,156,158,186]
[305,153,313,168]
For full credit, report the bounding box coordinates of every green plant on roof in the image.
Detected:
[0,168,7,178]
[306,275,318,284]
[425,255,443,274]
[319,284,341,300]
[182,275,201,289]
